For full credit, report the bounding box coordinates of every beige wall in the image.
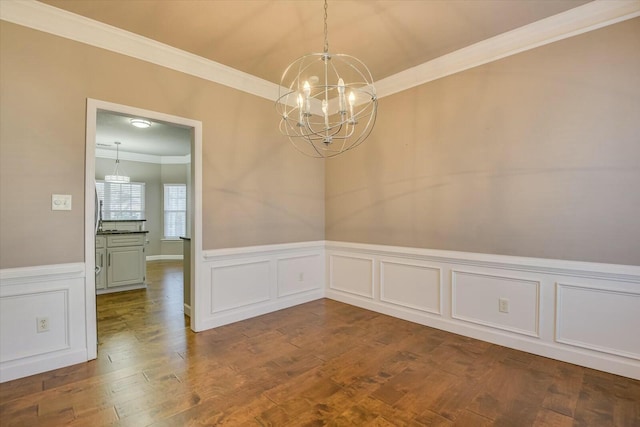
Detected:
[2,18,639,269]
[0,21,324,269]
[326,18,640,265]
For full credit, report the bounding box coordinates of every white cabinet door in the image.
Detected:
[96,248,107,290]
[107,246,145,288]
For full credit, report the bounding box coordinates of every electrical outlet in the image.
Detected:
[298,272,304,282]
[37,317,50,333]
[498,298,509,313]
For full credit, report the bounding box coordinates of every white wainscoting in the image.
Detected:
[200,241,325,330]
[2,240,639,383]
[0,263,87,383]
[325,241,640,380]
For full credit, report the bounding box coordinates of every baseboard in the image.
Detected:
[326,290,640,380]
[325,241,640,380]
[184,303,191,317]
[0,349,87,383]
[198,290,324,331]
[96,283,146,295]
[146,255,183,261]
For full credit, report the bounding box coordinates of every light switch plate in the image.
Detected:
[52,194,72,211]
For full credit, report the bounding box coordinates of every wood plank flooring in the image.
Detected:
[1,260,638,426]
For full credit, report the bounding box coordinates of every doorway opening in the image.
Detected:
[85,99,203,360]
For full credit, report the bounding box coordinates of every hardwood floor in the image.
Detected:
[1,260,638,426]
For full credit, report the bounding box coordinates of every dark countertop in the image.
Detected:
[97,230,149,235]
[100,219,147,222]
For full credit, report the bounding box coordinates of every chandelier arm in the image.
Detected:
[301,120,334,140]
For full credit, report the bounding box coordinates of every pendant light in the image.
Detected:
[104,141,130,183]
[276,0,377,158]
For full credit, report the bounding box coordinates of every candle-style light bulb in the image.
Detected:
[337,78,346,114]
[348,91,356,122]
[303,81,311,114]
[322,99,329,129]
[297,94,304,124]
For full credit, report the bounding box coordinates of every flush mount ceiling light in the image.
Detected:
[104,141,130,183]
[130,118,152,128]
[276,0,377,158]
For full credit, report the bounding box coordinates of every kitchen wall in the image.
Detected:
[326,18,640,266]
[0,20,325,269]
[95,158,189,257]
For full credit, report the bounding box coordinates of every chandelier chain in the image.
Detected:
[323,0,329,53]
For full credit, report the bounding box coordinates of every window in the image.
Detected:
[164,184,186,238]
[96,181,145,220]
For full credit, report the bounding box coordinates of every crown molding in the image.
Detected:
[2,0,639,101]
[0,0,279,101]
[375,0,640,97]
[96,148,191,164]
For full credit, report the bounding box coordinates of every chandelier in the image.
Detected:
[276,0,377,158]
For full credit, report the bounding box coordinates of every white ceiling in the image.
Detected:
[96,110,191,157]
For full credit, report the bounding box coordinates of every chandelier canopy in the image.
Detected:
[276,0,377,158]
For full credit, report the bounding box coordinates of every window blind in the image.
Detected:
[96,181,145,220]
[164,184,186,238]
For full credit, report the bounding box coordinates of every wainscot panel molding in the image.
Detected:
[380,258,442,315]
[556,282,640,361]
[328,253,375,299]
[451,270,540,338]
[200,242,325,330]
[324,241,640,380]
[0,263,87,383]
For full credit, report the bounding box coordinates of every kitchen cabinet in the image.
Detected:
[95,236,106,290]
[96,232,146,293]
[107,245,145,288]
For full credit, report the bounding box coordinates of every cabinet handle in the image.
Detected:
[101,253,103,266]
[108,253,111,266]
